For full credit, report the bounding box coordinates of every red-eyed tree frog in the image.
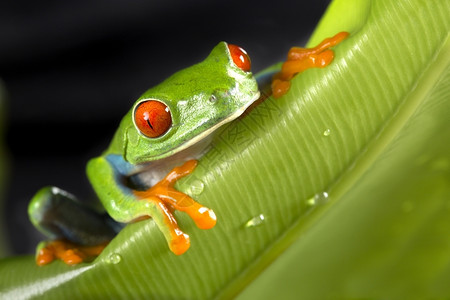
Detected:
[28,42,260,265]
[27,32,348,266]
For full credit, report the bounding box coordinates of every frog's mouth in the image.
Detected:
[148,90,261,162]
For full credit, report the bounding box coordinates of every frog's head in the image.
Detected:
[124,42,260,164]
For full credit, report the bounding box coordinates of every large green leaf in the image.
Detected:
[1,0,449,298]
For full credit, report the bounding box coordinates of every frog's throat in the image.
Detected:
[145,90,261,162]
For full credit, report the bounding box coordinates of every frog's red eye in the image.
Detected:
[227,44,251,72]
[134,100,172,138]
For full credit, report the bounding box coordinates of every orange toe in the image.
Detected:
[169,231,190,255]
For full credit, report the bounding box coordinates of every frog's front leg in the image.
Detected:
[272,31,349,98]
[135,160,216,229]
[88,156,216,255]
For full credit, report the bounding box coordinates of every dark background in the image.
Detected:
[0,0,330,255]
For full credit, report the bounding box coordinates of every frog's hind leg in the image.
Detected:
[35,239,109,266]
[29,186,121,265]
[272,31,349,98]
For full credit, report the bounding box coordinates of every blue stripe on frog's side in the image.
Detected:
[106,154,137,176]
[105,154,152,192]
[103,154,137,197]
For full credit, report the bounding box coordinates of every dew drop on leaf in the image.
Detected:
[315,192,329,204]
[323,129,331,136]
[306,192,330,207]
[189,179,205,196]
[245,214,265,227]
[107,253,122,264]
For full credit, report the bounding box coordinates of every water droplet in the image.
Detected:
[189,179,204,195]
[306,197,316,206]
[245,214,265,227]
[401,201,414,213]
[314,192,329,204]
[323,129,331,136]
[305,192,329,207]
[107,253,122,264]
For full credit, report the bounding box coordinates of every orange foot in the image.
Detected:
[134,159,217,255]
[36,239,108,266]
[272,31,349,98]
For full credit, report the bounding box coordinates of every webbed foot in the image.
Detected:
[134,159,216,255]
[272,31,349,98]
[36,239,108,266]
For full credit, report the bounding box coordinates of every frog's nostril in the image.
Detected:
[209,94,217,103]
